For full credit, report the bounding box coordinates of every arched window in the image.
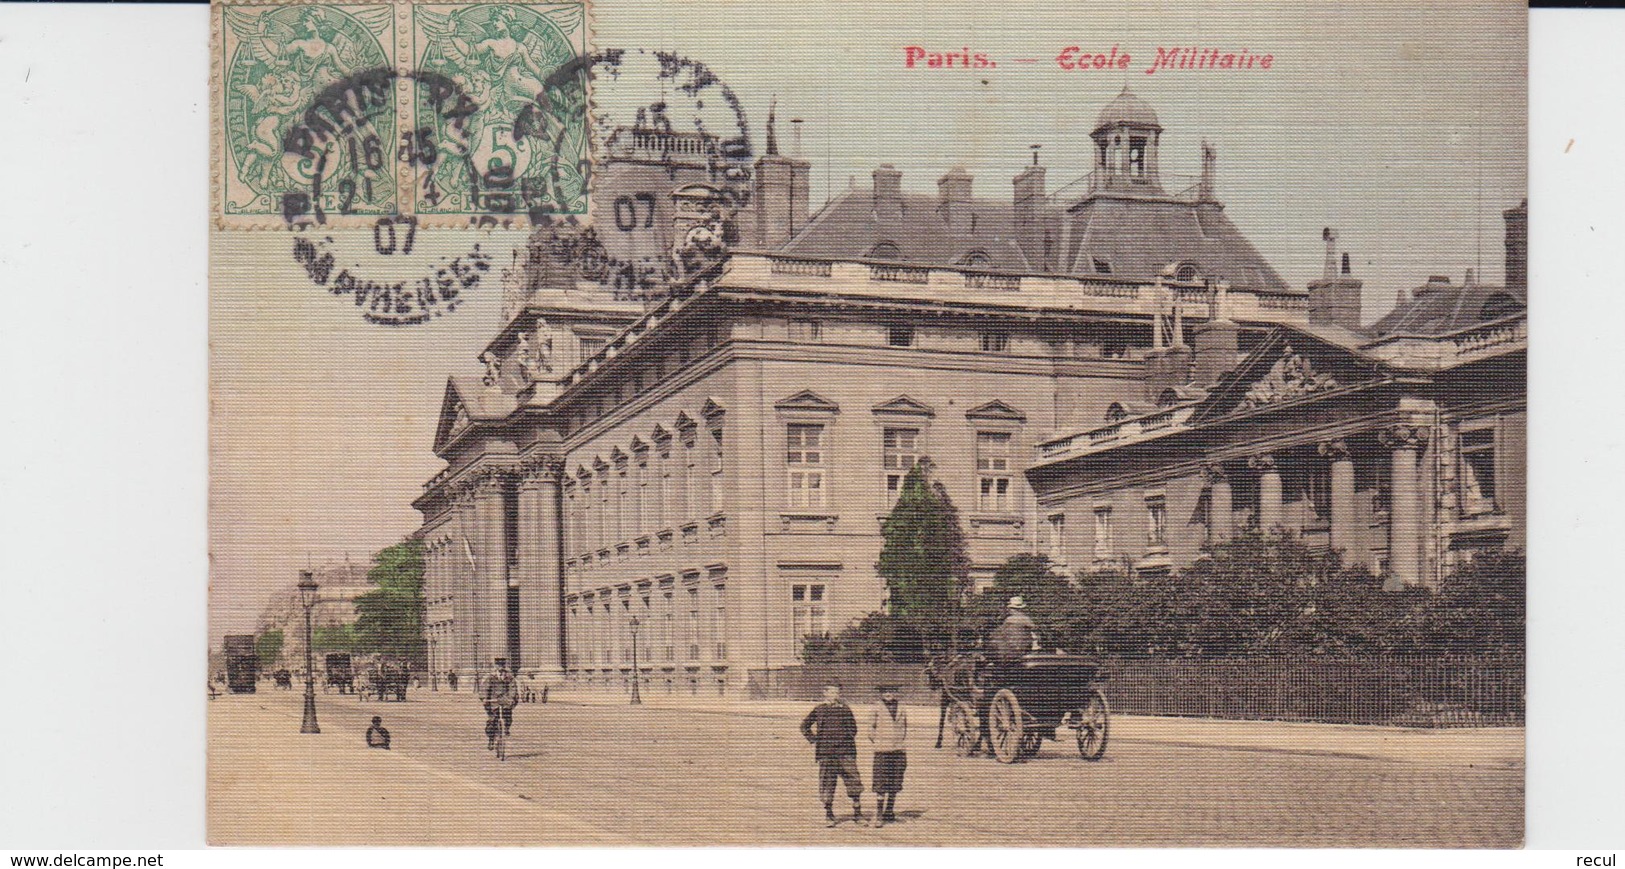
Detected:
[1105,402,1128,422]
[1157,389,1180,408]
[960,251,992,268]
[1174,263,1200,282]
[868,242,901,260]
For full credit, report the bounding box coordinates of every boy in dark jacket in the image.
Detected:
[800,681,866,826]
[365,716,391,749]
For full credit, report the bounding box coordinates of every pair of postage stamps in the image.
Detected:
[214,0,588,228]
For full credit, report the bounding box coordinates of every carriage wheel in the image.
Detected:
[1075,688,1110,761]
[988,689,1025,764]
[1019,731,1044,760]
[947,702,981,756]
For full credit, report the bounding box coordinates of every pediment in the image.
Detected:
[775,390,841,413]
[965,399,1026,422]
[1193,327,1386,423]
[432,379,475,455]
[872,395,934,417]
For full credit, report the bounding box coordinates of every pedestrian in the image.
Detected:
[366,715,391,750]
[447,670,459,692]
[800,681,866,827]
[868,684,908,825]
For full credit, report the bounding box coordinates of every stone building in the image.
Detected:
[255,559,373,668]
[409,91,1520,691]
[1025,206,1527,589]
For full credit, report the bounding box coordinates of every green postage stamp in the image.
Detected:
[214,0,589,228]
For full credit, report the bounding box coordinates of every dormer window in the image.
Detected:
[1092,258,1112,275]
[961,251,992,268]
[869,242,901,260]
[1105,402,1128,422]
[1174,263,1199,282]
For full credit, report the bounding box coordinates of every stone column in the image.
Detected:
[517,457,565,680]
[1318,439,1363,567]
[469,468,511,670]
[1203,463,1232,541]
[1381,425,1429,590]
[1249,454,1281,532]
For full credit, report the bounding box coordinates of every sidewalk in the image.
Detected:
[537,683,1525,769]
[207,695,623,846]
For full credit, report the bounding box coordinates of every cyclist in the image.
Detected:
[483,657,519,750]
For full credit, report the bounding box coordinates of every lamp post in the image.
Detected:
[628,616,642,705]
[297,570,320,734]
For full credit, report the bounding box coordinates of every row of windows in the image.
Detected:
[568,573,728,667]
[565,422,725,557]
[787,318,1013,353]
[783,424,1017,512]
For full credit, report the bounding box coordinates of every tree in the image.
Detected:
[255,629,284,668]
[876,462,970,650]
[352,539,427,665]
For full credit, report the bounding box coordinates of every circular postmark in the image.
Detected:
[291,221,494,326]
[514,48,758,303]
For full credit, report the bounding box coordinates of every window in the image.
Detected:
[980,332,1010,353]
[579,335,606,359]
[887,325,914,348]
[976,431,1013,511]
[1146,495,1167,547]
[1460,427,1499,515]
[619,597,632,663]
[869,242,901,260]
[712,584,727,659]
[655,442,671,529]
[633,446,649,534]
[686,585,701,661]
[791,583,829,655]
[789,319,822,342]
[1128,137,1147,176]
[708,426,725,513]
[660,588,675,662]
[882,427,919,503]
[1175,263,1199,282]
[1047,513,1066,562]
[678,426,696,521]
[1093,506,1113,560]
[786,423,826,508]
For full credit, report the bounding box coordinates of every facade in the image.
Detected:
[1026,207,1528,590]
[409,91,1518,692]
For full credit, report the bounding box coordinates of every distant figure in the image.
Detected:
[366,716,391,750]
[801,681,866,827]
[447,671,459,692]
[541,685,549,705]
[988,595,1040,666]
[868,684,909,825]
[483,658,519,749]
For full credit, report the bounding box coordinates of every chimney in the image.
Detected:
[938,167,973,234]
[751,107,811,249]
[1307,227,1363,330]
[873,165,903,222]
[1197,140,1217,203]
[1504,198,1527,295]
[1013,151,1047,269]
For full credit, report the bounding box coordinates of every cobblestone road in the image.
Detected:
[209,689,1522,847]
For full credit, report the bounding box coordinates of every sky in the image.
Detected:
[209,0,1526,644]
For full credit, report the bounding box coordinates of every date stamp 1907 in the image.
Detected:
[213,0,589,229]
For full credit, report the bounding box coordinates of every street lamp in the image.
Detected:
[628,615,642,705]
[297,570,320,734]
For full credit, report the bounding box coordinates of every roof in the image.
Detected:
[1367,279,1526,338]
[776,189,1033,271]
[775,186,1292,293]
[1060,196,1291,292]
[1096,88,1161,130]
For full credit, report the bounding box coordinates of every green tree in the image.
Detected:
[352,539,427,665]
[255,628,284,668]
[876,462,970,650]
[313,622,357,652]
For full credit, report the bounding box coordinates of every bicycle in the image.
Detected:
[485,703,510,761]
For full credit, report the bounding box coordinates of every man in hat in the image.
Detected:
[483,657,519,750]
[988,595,1040,666]
[868,684,908,825]
[800,681,866,827]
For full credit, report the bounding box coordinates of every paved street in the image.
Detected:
[209,686,1523,847]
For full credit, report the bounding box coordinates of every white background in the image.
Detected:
[0,3,1619,862]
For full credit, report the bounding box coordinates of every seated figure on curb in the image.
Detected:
[366,715,391,750]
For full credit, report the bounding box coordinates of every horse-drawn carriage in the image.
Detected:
[324,653,355,694]
[361,658,410,701]
[930,651,1110,763]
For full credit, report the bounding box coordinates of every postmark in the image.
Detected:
[290,219,495,325]
[213,0,589,229]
